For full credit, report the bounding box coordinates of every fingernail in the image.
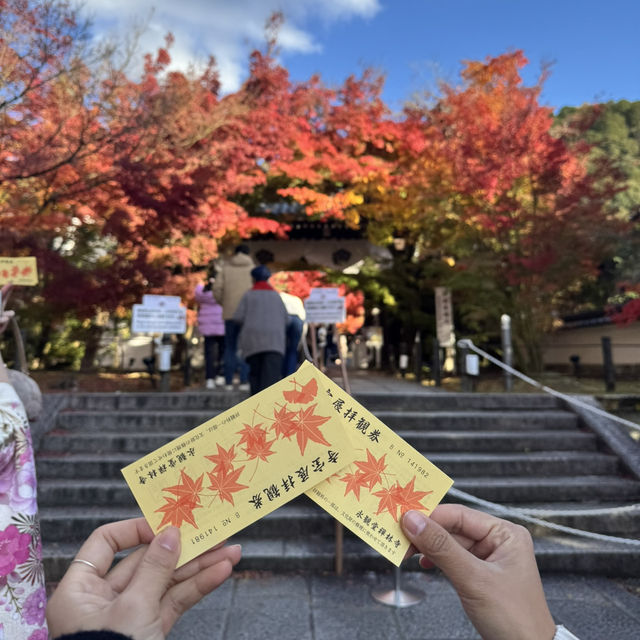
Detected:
[157,527,180,552]
[403,510,427,536]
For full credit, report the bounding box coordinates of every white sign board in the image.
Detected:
[308,288,340,300]
[132,304,187,334]
[142,295,182,309]
[305,288,346,324]
[465,354,480,376]
[435,286,455,348]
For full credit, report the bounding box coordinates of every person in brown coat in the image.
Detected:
[212,244,254,390]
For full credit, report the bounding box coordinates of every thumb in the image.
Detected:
[401,511,479,586]
[126,526,181,603]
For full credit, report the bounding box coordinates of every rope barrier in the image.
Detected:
[448,487,640,547]
[451,339,640,546]
[458,339,640,434]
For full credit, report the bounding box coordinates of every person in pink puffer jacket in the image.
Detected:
[194,271,225,389]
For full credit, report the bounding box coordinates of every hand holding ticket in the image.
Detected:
[122,361,453,567]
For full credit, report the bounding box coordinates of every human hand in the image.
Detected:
[46,518,242,640]
[401,505,556,640]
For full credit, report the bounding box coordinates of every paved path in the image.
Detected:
[170,570,640,640]
[329,368,437,394]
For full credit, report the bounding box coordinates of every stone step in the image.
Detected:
[379,410,579,431]
[401,430,596,452]
[41,531,640,583]
[38,429,598,455]
[66,391,248,412]
[37,473,640,511]
[64,391,562,412]
[356,392,563,412]
[454,476,640,503]
[35,450,621,480]
[53,409,579,432]
[39,499,640,544]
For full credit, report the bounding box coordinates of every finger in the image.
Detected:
[105,546,147,591]
[430,504,523,561]
[401,510,483,586]
[107,539,232,591]
[429,504,506,541]
[124,526,181,604]
[71,518,155,577]
[160,545,241,634]
[171,541,234,583]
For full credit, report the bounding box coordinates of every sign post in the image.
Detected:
[304,288,347,574]
[435,287,456,373]
[132,295,187,392]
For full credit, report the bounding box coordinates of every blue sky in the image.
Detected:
[86,0,639,112]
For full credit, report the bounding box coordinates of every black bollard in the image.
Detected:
[569,354,581,378]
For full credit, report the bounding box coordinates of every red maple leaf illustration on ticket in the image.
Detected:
[162,469,204,505]
[237,423,266,447]
[353,450,387,489]
[244,432,276,462]
[373,476,432,522]
[207,466,248,505]
[372,486,401,520]
[155,470,204,528]
[272,405,298,439]
[291,403,331,455]
[205,444,237,474]
[391,477,433,518]
[282,377,318,404]
[339,471,368,500]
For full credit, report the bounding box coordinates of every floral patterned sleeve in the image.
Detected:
[0,382,48,640]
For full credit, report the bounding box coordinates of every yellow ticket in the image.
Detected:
[121,360,357,566]
[306,370,454,566]
[0,257,38,285]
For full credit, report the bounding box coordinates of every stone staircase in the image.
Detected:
[36,389,640,581]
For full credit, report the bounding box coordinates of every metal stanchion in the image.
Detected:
[500,314,513,392]
[371,564,424,607]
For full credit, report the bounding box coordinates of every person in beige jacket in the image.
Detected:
[212,245,254,390]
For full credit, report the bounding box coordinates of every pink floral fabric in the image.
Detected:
[0,383,47,640]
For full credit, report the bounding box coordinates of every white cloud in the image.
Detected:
[83,0,381,91]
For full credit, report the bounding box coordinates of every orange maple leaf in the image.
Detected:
[272,405,298,439]
[391,477,433,517]
[205,444,236,474]
[244,432,277,462]
[282,377,318,404]
[353,450,387,489]
[207,466,248,505]
[339,471,368,500]
[237,423,267,447]
[162,469,204,506]
[291,403,331,455]
[155,495,201,529]
[372,486,402,521]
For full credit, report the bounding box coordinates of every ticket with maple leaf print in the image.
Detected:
[305,369,454,566]
[121,360,357,567]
